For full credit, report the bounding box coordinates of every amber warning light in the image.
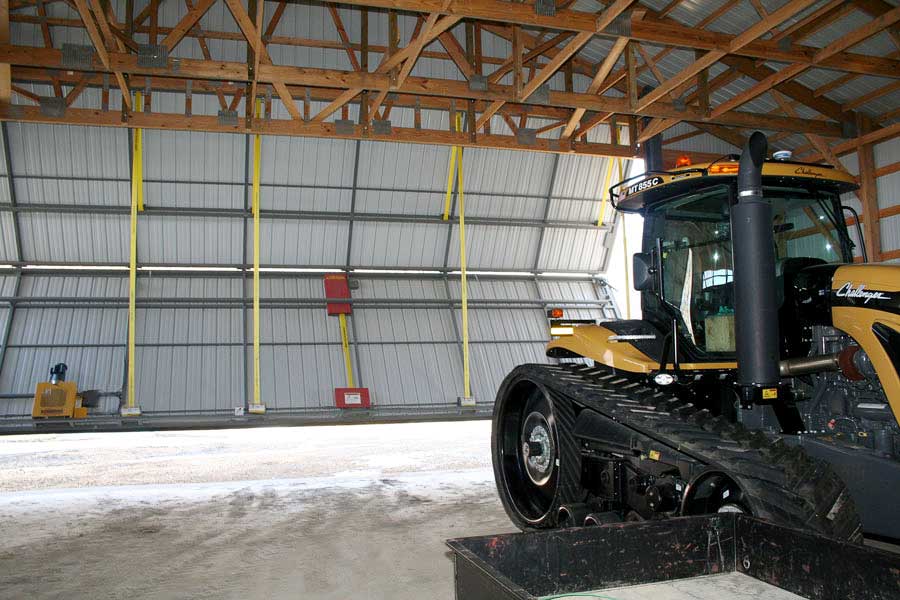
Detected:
[709,163,740,175]
[675,155,692,168]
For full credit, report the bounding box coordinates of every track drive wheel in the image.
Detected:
[492,366,583,530]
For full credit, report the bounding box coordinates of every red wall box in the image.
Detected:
[324,274,352,315]
[335,388,371,409]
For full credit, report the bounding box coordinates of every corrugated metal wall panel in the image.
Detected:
[144,130,245,184]
[350,222,446,268]
[470,343,549,403]
[446,225,541,270]
[254,220,350,266]
[537,228,611,272]
[547,198,605,223]
[141,216,244,265]
[357,343,463,408]
[262,136,357,187]
[137,345,244,414]
[0,212,17,262]
[462,148,556,197]
[355,309,456,343]
[148,180,245,210]
[7,123,127,180]
[18,213,128,263]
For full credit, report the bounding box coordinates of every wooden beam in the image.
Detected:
[184,0,227,111]
[0,44,850,137]
[857,131,882,262]
[223,0,299,119]
[0,0,8,104]
[0,103,637,159]
[436,28,475,79]
[772,91,852,178]
[72,0,131,109]
[161,0,216,52]
[333,0,900,77]
[709,8,900,117]
[561,36,627,139]
[328,4,361,72]
[636,0,817,112]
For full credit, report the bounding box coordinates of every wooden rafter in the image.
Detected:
[161,0,216,52]
[636,0,818,112]
[71,0,131,109]
[328,4,361,72]
[477,0,634,132]
[0,0,896,168]
[709,7,900,118]
[184,0,227,111]
[561,36,627,140]
[223,0,299,119]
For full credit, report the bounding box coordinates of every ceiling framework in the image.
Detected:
[0,0,895,163]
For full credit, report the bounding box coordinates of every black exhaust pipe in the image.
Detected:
[731,132,780,408]
[640,87,664,172]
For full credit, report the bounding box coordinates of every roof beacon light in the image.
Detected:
[548,308,564,319]
[773,150,793,161]
[708,163,740,175]
[675,155,692,168]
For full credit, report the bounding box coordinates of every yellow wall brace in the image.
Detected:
[123,92,144,417]
[445,114,472,404]
[249,99,265,415]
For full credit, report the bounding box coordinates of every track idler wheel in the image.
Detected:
[492,367,583,530]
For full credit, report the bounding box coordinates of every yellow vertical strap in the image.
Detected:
[596,159,614,227]
[456,115,470,399]
[338,313,354,387]
[134,92,144,212]
[252,99,262,406]
[126,91,142,409]
[443,114,460,221]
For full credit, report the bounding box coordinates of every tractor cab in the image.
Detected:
[609,158,859,366]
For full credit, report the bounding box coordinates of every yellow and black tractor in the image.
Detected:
[491,131,899,542]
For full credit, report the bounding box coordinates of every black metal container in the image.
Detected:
[446,514,900,600]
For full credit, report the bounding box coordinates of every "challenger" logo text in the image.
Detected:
[835,283,891,304]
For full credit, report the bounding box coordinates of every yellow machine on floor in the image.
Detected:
[32,363,98,419]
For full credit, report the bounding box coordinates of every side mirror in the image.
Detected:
[633,252,656,292]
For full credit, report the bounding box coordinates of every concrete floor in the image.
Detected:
[0,421,806,600]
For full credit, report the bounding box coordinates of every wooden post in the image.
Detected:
[857,117,882,262]
[0,0,9,104]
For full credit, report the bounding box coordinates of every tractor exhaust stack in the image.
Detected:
[731,131,780,408]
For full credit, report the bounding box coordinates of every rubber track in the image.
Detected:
[515,362,864,543]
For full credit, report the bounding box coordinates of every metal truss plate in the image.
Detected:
[61,43,94,70]
[137,44,169,68]
[334,119,355,135]
[39,96,66,118]
[468,74,488,92]
[372,119,392,135]
[516,128,537,146]
[217,110,238,126]
[534,0,556,16]
[529,84,550,105]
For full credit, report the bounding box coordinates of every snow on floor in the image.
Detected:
[0,421,514,599]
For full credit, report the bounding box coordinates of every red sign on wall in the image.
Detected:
[324,274,352,315]
[335,388,370,409]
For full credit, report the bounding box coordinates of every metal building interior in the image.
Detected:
[0,0,898,598]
